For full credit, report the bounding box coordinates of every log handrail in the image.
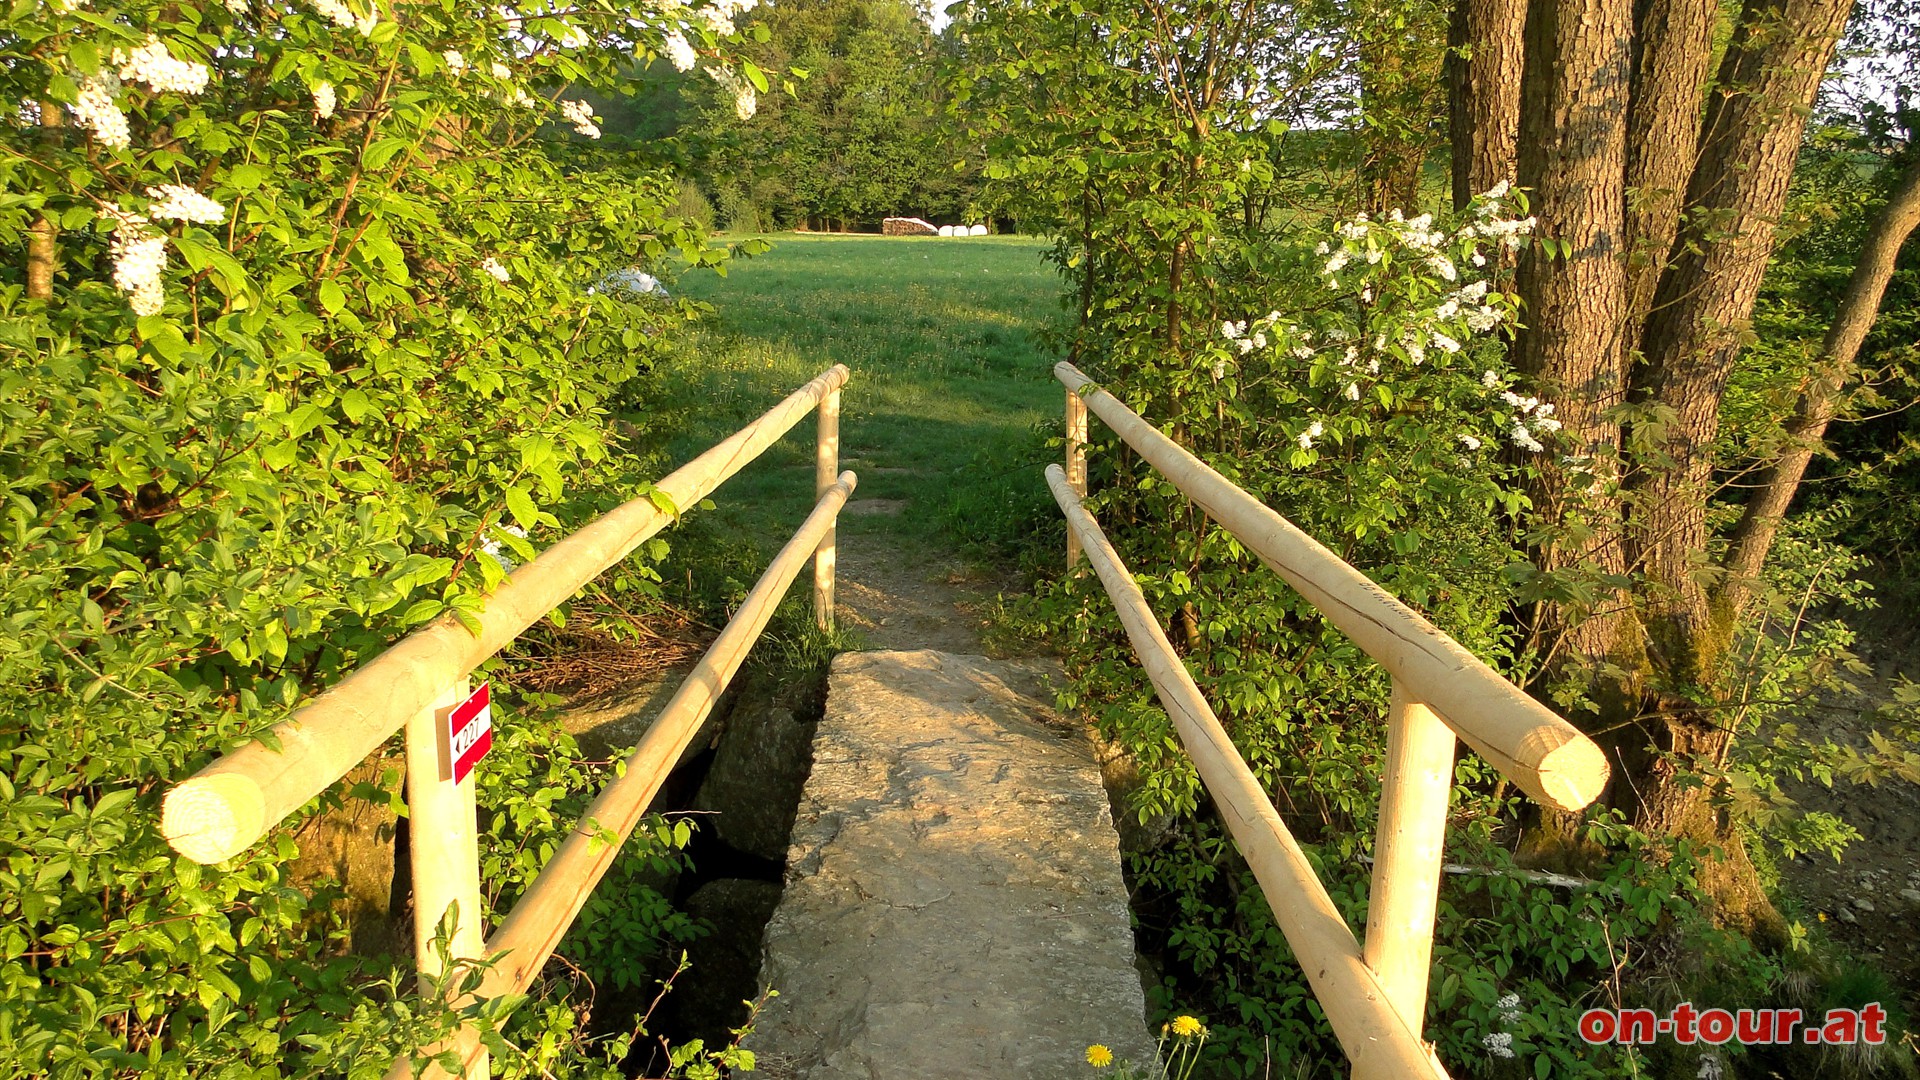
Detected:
[161,364,851,865]
[1052,361,1607,812]
[1046,466,1449,1080]
[397,472,859,1080]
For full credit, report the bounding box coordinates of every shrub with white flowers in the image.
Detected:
[1,0,780,1073]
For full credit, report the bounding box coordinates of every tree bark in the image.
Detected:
[1447,0,1525,211]
[1511,0,1638,670]
[1629,0,1853,693]
[1723,151,1920,596]
[1621,0,1719,351]
[26,101,62,301]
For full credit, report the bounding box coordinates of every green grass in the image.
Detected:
[626,233,1069,608]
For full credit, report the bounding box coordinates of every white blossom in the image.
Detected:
[1323,249,1350,275]
[1471,249,1487,267]
[145,184,225,224]
[105,209,167,316]
[1483,179,1511,201]
[559,98,601,139]
[1429,253,1457,282]
[1210,358,1227,380]
[558,23,590,48]
[1297,420,1323,450]
[481,256,511,283]
[225,0,249,13]
[443,49,468,76]
[1482,1031,1515,1059]
[312,80,336,118]
[663,30,698,72]
[1431,330,1461,354]
[480,523,528,571]
[114,36,210,95]
[1344,382,1360,401]
[1481,370,1502,389]
[490,60,512,79]
[1458,433,1482,451]
[1497,993,1522,1024]
[70,74,131,150]
[309,0,359,30]
[1510,424,1544,453]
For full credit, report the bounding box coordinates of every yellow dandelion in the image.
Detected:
[1086,1044,1114,1067]
[1818,911,1828,922]
[1171,1015,1205,1038]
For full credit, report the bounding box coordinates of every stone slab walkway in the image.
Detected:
[746,649,1156,1079]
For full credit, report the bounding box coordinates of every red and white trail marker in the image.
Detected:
[446,682,494,784]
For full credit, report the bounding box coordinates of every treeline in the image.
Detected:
[593,0,984,232]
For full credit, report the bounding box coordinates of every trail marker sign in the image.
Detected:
[447,682,493,784]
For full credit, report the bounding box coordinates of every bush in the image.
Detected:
[0,0,775,1073]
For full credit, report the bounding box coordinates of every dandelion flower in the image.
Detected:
[1085,1044,1113,1067]
[1170,1015,1207,1039]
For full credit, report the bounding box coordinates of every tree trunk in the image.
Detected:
[1723,152,1920,597]
[1511,0,1639,672]
[1447,0,1525,210]
[1629,0,1853,691]
[1357,0,1443,215]
[26,101,62,301]
[1621,0,1719,353]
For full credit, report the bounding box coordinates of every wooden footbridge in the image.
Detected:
[152,366,1608,1079]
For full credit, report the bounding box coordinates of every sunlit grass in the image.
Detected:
[624,233,1067,608]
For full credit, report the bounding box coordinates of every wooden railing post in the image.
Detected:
[1361,683,1456,1057]
[814,385,840,630]
[404,678,487,1080]
[1065,389,1088,569]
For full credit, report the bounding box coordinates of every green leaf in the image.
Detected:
[505,486,537,529]
[318,279,346,315]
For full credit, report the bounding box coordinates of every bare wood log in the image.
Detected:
[161,365,851,865]
[814,386,840,630]
[404,679,486,1080]
[1065,389,1089,568]
[1053,362,1606,811]
[1047,466,1449,1080]
[396,473,858,1080]
[1361,687,1455,1048]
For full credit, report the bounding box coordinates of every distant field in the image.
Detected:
[627,233,1068,608]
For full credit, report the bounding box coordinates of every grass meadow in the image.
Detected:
[628,233,1069,612]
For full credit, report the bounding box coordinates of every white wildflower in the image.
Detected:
[1471,249,1487,266]
[1497,993,1522,1024]
[355,5,378,35]
[1435,298,1460,320]
[1323,249,1350,275]
[225,0,248,13]
[1429,253,1457,282]
[490,60,512,79]
[1237,337,1256,355]
[1484,179,1511,200]
[1360,285,1374,302]
[1458,433,1482,451]
[309,0,358,29]
[1297,420,1323,450]
[70,74,131,150]
[1315,241,1330,256]
[1431,330,1462,354]
[312,80,336,118]
[559,98,601,139]
[1533,416,1563,434]
[1211,358,1227,380]
[481,256,510,283]
[1482,1031,1515,1059]
[1221,320,1238,340]
[1481,370,1502,389]
[145,184,225,224]
[1365,358,1379,375]
[663,30,697,72]
[114,36,210,95]
[1344,382,1360,401]
[1291,345,1313,360]
[1251,331,1267,349]
[443,49,468,76]
[1511,424,1544,453]
[105,209,167,316]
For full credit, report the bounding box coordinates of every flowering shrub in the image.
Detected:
[1,0,779,1073]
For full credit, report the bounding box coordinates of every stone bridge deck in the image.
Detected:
[746,649,1156,1078]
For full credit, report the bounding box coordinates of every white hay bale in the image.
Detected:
[937,225,956,237]
[968,223,988,236]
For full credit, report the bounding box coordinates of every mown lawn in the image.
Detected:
[626,233,1068,607]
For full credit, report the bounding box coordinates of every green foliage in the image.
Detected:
[0,0,777,1073]
[698,0,982,229]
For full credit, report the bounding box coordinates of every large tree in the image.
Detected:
[1454,0,1912,922]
